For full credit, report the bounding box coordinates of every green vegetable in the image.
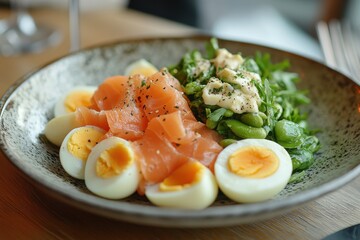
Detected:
[274,120,304,148]
[239,113,264,128]
[206,108,228,129]
[223,109,234,117]
[225,119,267,139]
[243,58,261,74]
[206,37,219,59]
[256,78,276,135]
[219,139,238,147]
[288,171,306,183]
[302,135,320,153]
[184,81,205,95]
[289,149,314,171]
[168,38,320,182]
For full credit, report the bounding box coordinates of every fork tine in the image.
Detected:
[339,22,356,77]
[317,20,360,85]
[340,22,360,84]
[349,26,360,63]
[316,21,337,68]
[329,20,349,73]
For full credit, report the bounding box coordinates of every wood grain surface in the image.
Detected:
[0,7,359,240]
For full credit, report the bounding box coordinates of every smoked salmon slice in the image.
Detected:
[91,75,140,110]
[75,69,223,189]
[132,128,190,184]
[146,111,197,145]
[137,70,196,122]
[78,75,147,140]
[76,106,109,131]
[133,110,222,184]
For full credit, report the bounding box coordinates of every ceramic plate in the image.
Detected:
[1,36,360,227]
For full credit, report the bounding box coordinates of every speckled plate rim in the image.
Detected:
[1,35,360,227]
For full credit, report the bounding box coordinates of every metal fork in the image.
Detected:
[316,20,360,85]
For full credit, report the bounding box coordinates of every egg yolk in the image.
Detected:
[67,127,104,161]
[64,91,93,113]
[159,162,203,192]
[228,146,279,178]
[96,143,133,178]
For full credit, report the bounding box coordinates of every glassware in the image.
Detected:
[69,0,80,52]
[0,0,62,56]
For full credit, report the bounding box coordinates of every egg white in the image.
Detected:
[54,86,97,117]
[215,139,292,203]
[145,162,218,210]
[84,137,140,199]
[60,125,105,180]
[44,112,81,146]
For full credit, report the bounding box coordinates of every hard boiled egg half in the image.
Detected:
[215,139,292,203]
[124,59,158,77]
[54,86,97,117]
[145,161,218,210]
[45,112,82,146]
[85,137,140,199]
[60,125,105,179]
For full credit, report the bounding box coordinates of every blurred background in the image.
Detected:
[0,0,359,60]
[126,0,359,60]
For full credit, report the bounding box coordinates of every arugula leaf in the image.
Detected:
[289,171,306,183]
[206,38,219,59]
[205,108,224,129]
[243,58,261,74]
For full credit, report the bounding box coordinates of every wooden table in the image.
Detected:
[0,7,359,240]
